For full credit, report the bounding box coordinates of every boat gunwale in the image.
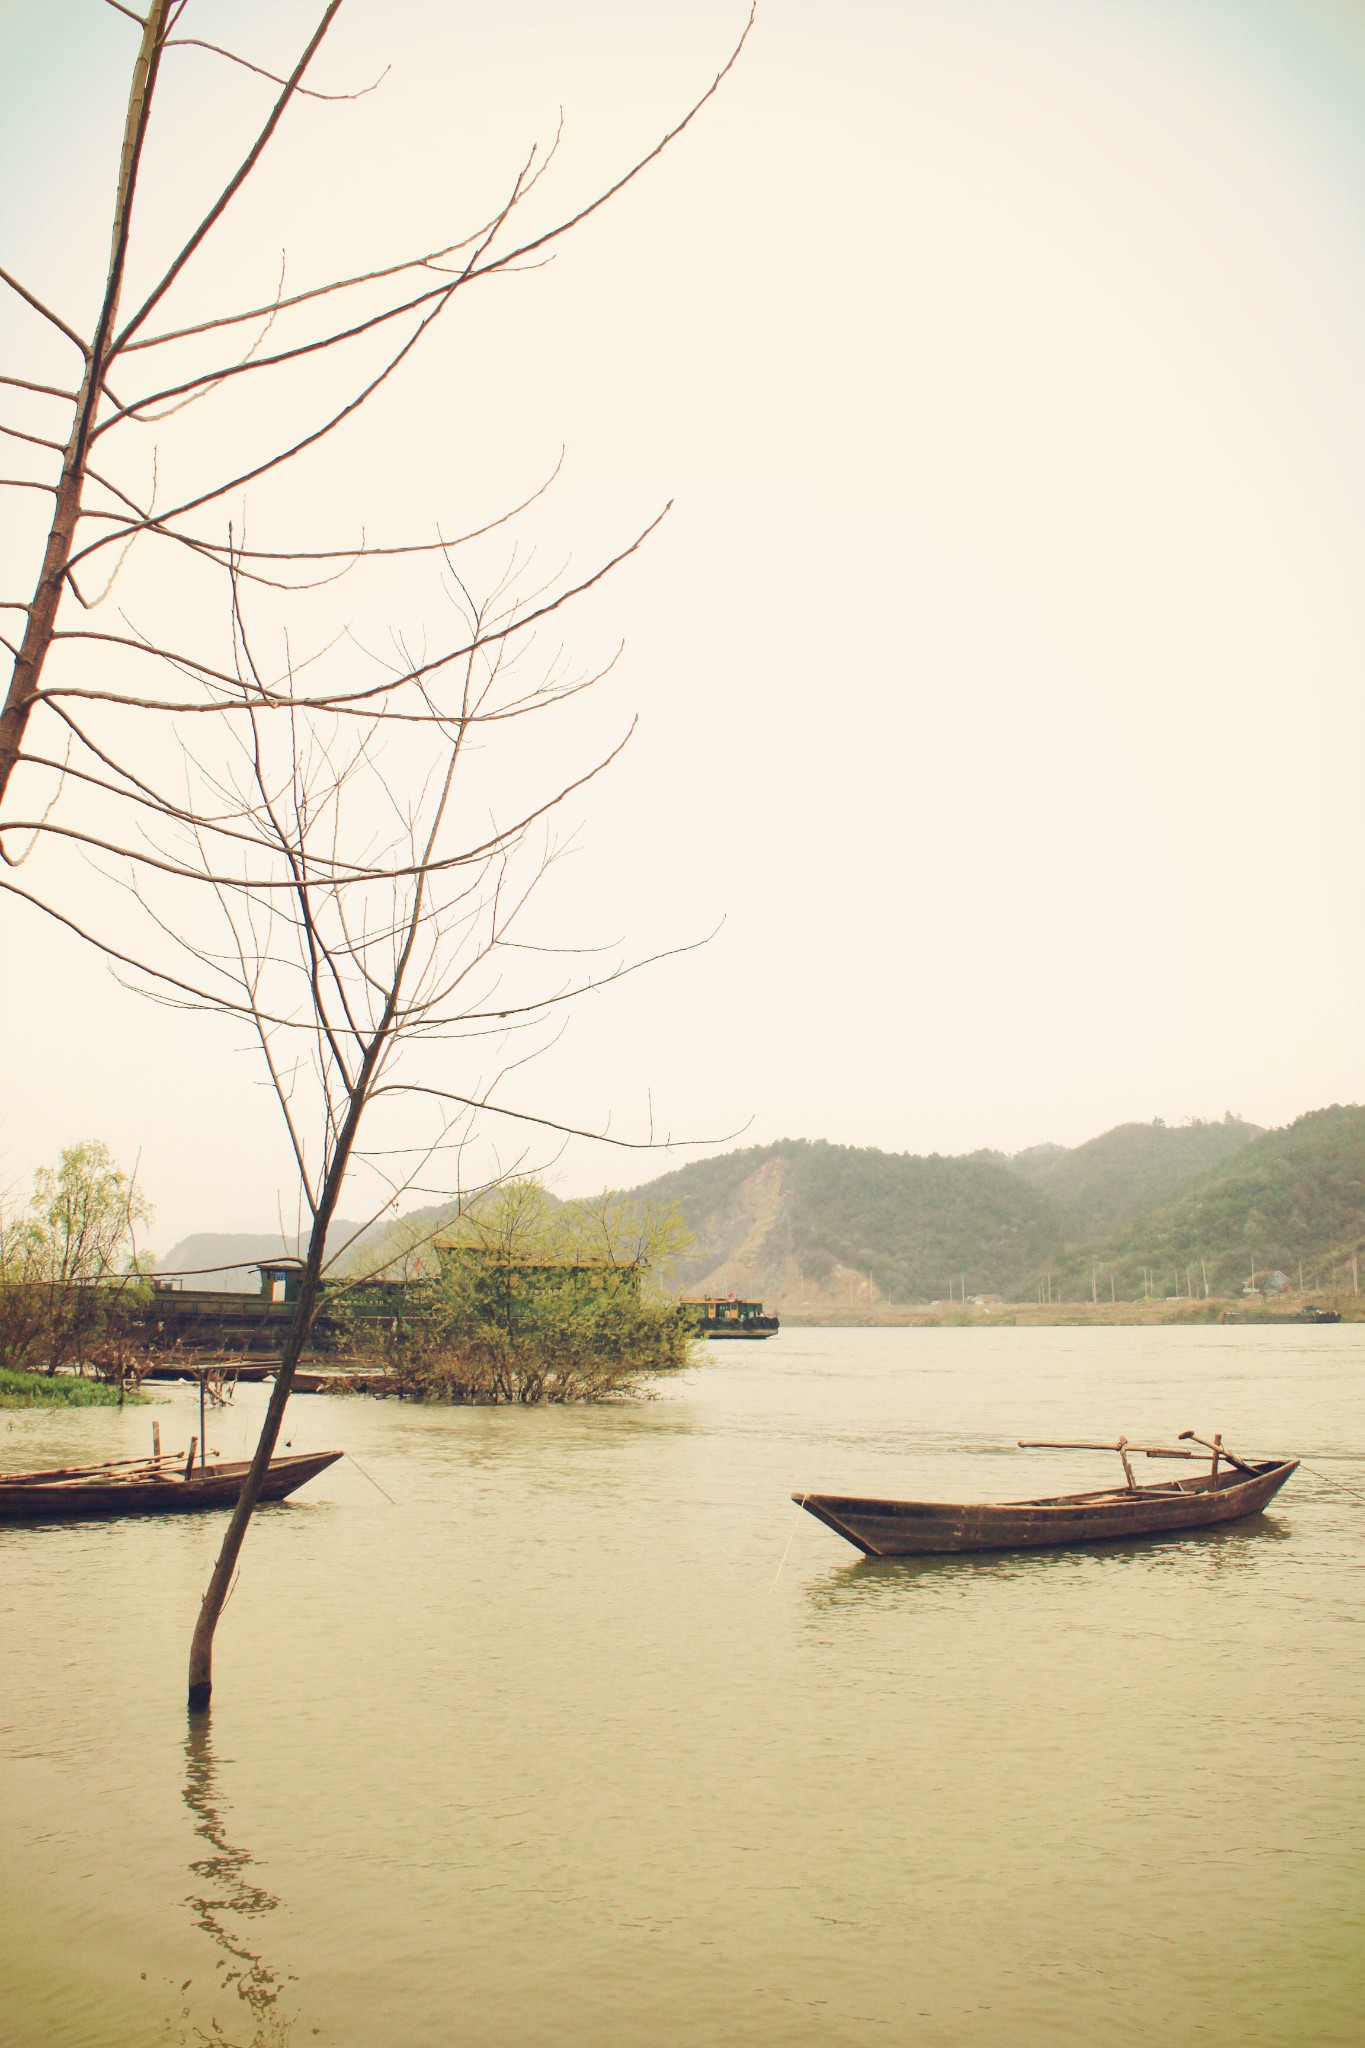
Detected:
[796,1457,1297,1520]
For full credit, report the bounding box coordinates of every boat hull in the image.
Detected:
[0,1450,343,1523]
[796,1459,1299,1556]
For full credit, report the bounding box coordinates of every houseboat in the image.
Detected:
[683,1295,779,1339]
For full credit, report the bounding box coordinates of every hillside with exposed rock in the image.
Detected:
[621,1110,1361,1307]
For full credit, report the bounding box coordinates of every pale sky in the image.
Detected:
[2,0,1364,1248]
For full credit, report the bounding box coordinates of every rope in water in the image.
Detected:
[770,1494,809,1590]
[346,1451,396,1504]
[1299,1461,1365,1507]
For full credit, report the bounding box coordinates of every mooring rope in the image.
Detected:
[771,1494,809,1590]
[1300,1461,1365,1507]
[346,1451,396,1505]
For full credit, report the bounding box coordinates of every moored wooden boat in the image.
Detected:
[0,1449,342,1523]
[795,1436,1298,1557]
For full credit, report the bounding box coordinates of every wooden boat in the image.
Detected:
[0,1448,342,1523]
[795,1434,1298,1557]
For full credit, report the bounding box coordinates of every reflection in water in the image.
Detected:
[806,1512,1295,1611]
[177,1720,297,2048]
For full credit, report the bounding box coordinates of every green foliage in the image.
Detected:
[0,1365,142,1407]
[635,1138,1062,1302]
[342,1179,696,1401]
[780,1142,1060,1303]
[1077,1106,1365,1298]
[0,1142,154,1375]
[1015,1117,1262,1241]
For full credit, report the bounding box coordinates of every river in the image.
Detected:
[1,1326,1361,2047]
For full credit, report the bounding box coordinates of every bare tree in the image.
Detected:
[160,554,705,1705]
[0,4,751,1708]
[0,0,751,868]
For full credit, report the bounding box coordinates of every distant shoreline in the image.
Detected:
[773,1297,1365,1329]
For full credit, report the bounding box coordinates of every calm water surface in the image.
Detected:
[1,1327,1362,2047]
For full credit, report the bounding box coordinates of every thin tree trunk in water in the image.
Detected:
[188,1041,379,1710]
[186,1252,320,1711]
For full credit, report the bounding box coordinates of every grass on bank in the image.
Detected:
[0,1367,146,1408]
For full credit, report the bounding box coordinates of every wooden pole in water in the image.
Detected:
[152,1419,161,1460]
[199,1375,207,1472]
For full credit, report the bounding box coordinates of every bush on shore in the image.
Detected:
[341,1180,696,1403]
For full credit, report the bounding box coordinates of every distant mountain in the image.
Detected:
[1078,1106,1365,1297]
[159,1191,518,1290]
[164,1108,1363,1308]
[1020,1116,1261,1242]
[619,1110,1358,1306]
[1004,1142,1069,1179]
[158,1227,360,1291]
[626,1138,1061,1305]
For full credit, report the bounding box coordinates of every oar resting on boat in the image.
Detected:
[793,1433,1298,1557]
[0,1449,342,1522]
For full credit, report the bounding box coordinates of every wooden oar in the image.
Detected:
[1020,1439,1200,1457]
[1019,1437,1257,1473]
[1177,1430,1257,1477]
[1,1451,184,1487]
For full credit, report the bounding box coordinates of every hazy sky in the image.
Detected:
[3,0,1365,1246]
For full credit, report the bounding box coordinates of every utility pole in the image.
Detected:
[1201,1258,1208,1299]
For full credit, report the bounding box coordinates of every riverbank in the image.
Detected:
[775,1296,1365,1329]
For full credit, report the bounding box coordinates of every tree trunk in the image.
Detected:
[186,1252,321,1711]
[0,0,167,807]
[188,1044,379,1711]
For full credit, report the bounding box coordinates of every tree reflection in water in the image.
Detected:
[177,1719,298,2048]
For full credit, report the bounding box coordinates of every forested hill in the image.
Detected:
[620,1110,1362,1306]
[1077,1106,1365,1298]
[1007,1116,1261,1238]
[632,1141,1061,1306]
